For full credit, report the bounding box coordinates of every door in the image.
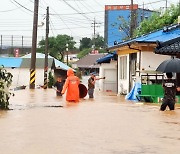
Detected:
[129,53,137,91]
[103,69,117,92]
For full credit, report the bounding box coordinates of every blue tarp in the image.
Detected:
[125,82,141,101]
[0,57,22,68]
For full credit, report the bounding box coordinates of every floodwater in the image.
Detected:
[1,84,180,154]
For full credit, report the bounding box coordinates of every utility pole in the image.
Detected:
[22,36,24,53]
[30,0,39,89]
[130,0,134,38]
[165,0,168,11]
[91,18,100,51]
[66,43,69,65]
[44,6,49,89]
[142,2,144,21]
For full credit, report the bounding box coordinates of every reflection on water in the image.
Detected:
[0,88,180,154]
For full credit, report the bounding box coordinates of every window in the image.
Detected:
[119,56,127,79]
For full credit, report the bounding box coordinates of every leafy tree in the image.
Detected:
[117,15,131,40]
[134,4,180,37]
[79,37,92,50]
[92,34,106,49]
[0,66,13,109]
[38,34,76,61]
[77,48,92,59]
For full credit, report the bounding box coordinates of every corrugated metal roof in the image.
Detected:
[20,58,54,68]
[155,37,180,55]
[109,24,180,50]
[96,52,117,64]
[21,53,71,70]
[0,57,22,68]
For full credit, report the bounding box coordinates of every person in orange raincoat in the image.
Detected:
[61,69,80,102]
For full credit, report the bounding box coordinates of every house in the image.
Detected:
[72,53,106,75]
[96,52,118,92]
[0,53,72,88]
[108,24,180,95]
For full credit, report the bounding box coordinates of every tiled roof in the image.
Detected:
[155,37,180,55]
[73,54,106,68]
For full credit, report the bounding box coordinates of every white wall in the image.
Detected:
[117,52,170,95]
[141,52,170,71]
[99,61,117,92]
[6,68,51,88]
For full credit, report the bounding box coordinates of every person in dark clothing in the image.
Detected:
[160,72,180,111]
[88,73,96,98]
[53,77,64,96]
[88,73,105,98]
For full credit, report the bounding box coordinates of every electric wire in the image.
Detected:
[11,0,33,13]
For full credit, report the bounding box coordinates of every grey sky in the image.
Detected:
[0,0,179,46]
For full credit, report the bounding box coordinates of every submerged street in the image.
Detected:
[0,79,180,154]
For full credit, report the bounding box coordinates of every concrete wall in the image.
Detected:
[6,68,52,88]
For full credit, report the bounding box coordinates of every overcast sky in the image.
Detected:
[0,0,179,46]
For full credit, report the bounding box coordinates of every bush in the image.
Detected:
[0,66,13,109]
[48,71,55,88]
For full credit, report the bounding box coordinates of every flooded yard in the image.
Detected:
[0,87,180,154]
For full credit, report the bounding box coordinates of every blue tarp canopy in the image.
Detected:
[0,57,22,68]
[96,51,117,64]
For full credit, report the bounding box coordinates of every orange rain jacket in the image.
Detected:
[61,69,80,102]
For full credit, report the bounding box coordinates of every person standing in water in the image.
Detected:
[61,69,80,102]
[88,72,105,99]
[160,72,180,111]
[53,76,64,96]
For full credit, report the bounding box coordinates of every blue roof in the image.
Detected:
[53,58,71,71]
[136,25,180,43]
[0,57,22,68]
[21,53,72,71]
[109,24,180,49]
[96,52,117,64]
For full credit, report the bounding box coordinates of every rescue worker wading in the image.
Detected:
[61,69,80,102]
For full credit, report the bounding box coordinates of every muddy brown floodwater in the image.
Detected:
[0,87,180,154]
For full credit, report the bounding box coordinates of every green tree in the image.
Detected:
[77,48,92,59]
[38,34,76,61]
[79,37,92,50]
[48,71,55,88]
[134,4,180,37]
[92,34,105,49]
[0,66,13,109]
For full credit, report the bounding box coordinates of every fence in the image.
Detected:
[0,35,44,56]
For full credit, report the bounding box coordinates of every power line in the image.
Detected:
[59,0,92,22]
[50,10,103,16]
[11,0,33,13]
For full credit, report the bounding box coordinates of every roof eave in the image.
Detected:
[108,41,157,51]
